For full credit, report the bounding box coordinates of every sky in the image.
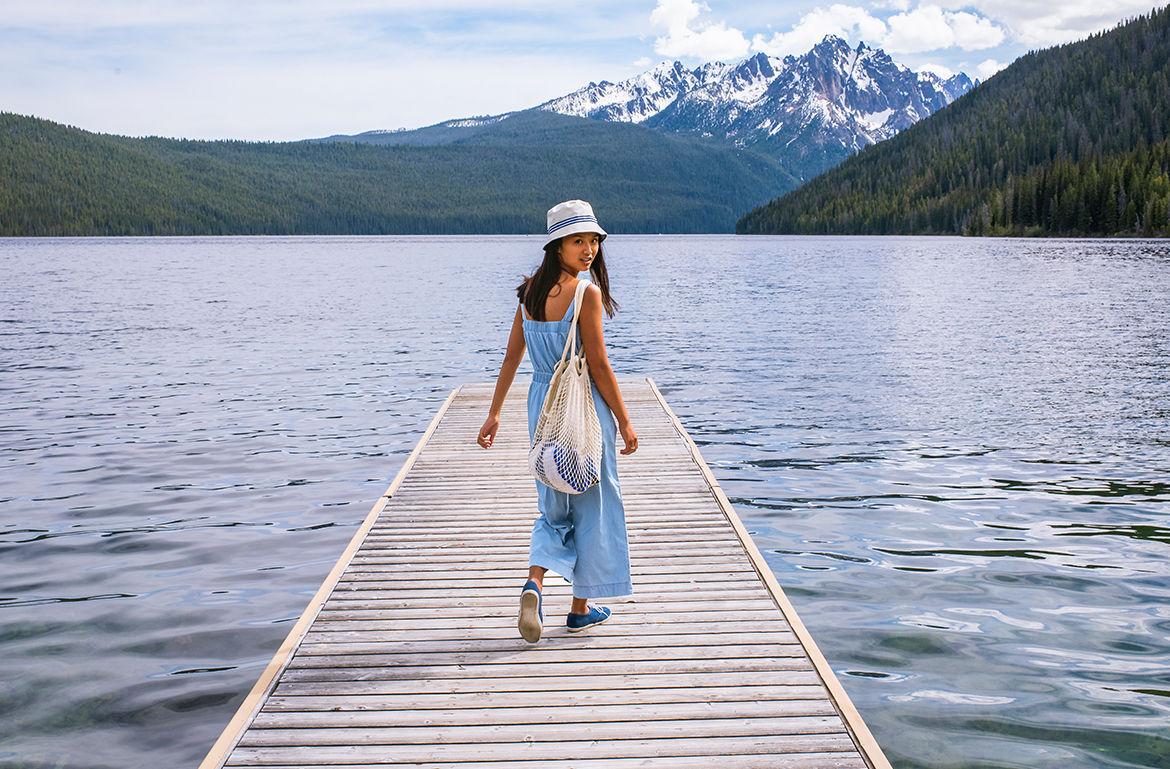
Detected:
[1,0,1161,141]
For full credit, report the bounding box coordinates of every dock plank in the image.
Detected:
[200,380,889,769]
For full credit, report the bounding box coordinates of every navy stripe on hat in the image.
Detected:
[548,214,599,235]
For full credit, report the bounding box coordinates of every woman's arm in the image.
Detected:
[579,284,638,455]
[477,305,527,449]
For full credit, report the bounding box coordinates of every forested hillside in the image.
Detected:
[737,6,1170,237]
[0,110,796,236]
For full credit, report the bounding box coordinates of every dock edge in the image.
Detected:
[197,386,462,769]
[645,377,892,769]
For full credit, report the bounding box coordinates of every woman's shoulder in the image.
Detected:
[579,280,603,309]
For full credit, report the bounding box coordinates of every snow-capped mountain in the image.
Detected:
[540,36,972,176]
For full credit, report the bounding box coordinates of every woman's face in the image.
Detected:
[557,232,601,274]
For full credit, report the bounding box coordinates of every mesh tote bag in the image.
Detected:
[528,279,604,494]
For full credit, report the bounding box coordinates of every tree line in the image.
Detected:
[0,110,796,237]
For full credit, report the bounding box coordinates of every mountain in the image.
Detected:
[323,36,971,183]
[0,110,795,236]
[737,7,1170,237]
[538,37,973,180]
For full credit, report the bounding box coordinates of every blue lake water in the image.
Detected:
[2,234,1169,768]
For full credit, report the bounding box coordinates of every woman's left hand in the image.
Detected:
[618,420,638,455]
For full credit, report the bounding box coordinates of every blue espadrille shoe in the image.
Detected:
[566,605,611,632]
[518,580,543,643]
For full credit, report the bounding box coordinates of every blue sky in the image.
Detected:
[1,0,1160,141]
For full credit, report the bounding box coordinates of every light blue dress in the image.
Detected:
[523,281,632,599]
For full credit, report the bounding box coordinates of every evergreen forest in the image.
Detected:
[737,6,1170,237]
[0,110,797,237]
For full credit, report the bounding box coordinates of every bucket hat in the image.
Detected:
[544,200,608,249]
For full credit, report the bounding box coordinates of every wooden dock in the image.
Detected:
[201,379,890,768]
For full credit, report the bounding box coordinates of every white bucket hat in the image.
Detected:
[544,200,608,249]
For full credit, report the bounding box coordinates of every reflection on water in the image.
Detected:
[2,235,1169,768]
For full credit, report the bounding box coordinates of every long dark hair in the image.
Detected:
[516,239,618,321]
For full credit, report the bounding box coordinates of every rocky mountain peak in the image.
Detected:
[539,36,973,178]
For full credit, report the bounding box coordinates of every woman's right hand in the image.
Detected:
[477,415,499,449]
[618,420,639,455]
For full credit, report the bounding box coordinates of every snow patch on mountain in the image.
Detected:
[443,115,511,128]
[858,108,894,130]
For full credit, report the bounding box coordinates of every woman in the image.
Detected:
[477,200,638,643]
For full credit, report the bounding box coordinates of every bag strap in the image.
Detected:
[557,279,589,365]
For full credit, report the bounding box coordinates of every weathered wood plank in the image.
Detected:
[298,630,798,648]
[271,673,830,702]
[224,735,862,765]
[237,716,847,746]
[249,701,843,728]
[263,685,833,710]
[283,643,810,670]
[279,656,817,683]
[335,569,757,583]
[315,600,787,616]
[224,757,865,769]
[324,588,774,604]
[302,621,799,639]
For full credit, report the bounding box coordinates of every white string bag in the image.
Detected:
[528,279,604,494]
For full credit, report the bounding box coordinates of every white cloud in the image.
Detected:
[752,4,888,57]
[749,3,1005,58]
[931,0,1156,48]
[947,11,1006,50]
[650,0,751,60]
[884,5,957,52]
[634,57,652,66]
[976,57,1008,80]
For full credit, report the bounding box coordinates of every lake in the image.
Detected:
[2,235,1168,768]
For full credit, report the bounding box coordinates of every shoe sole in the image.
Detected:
[567,610,611,633]
[518,590,542,643]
